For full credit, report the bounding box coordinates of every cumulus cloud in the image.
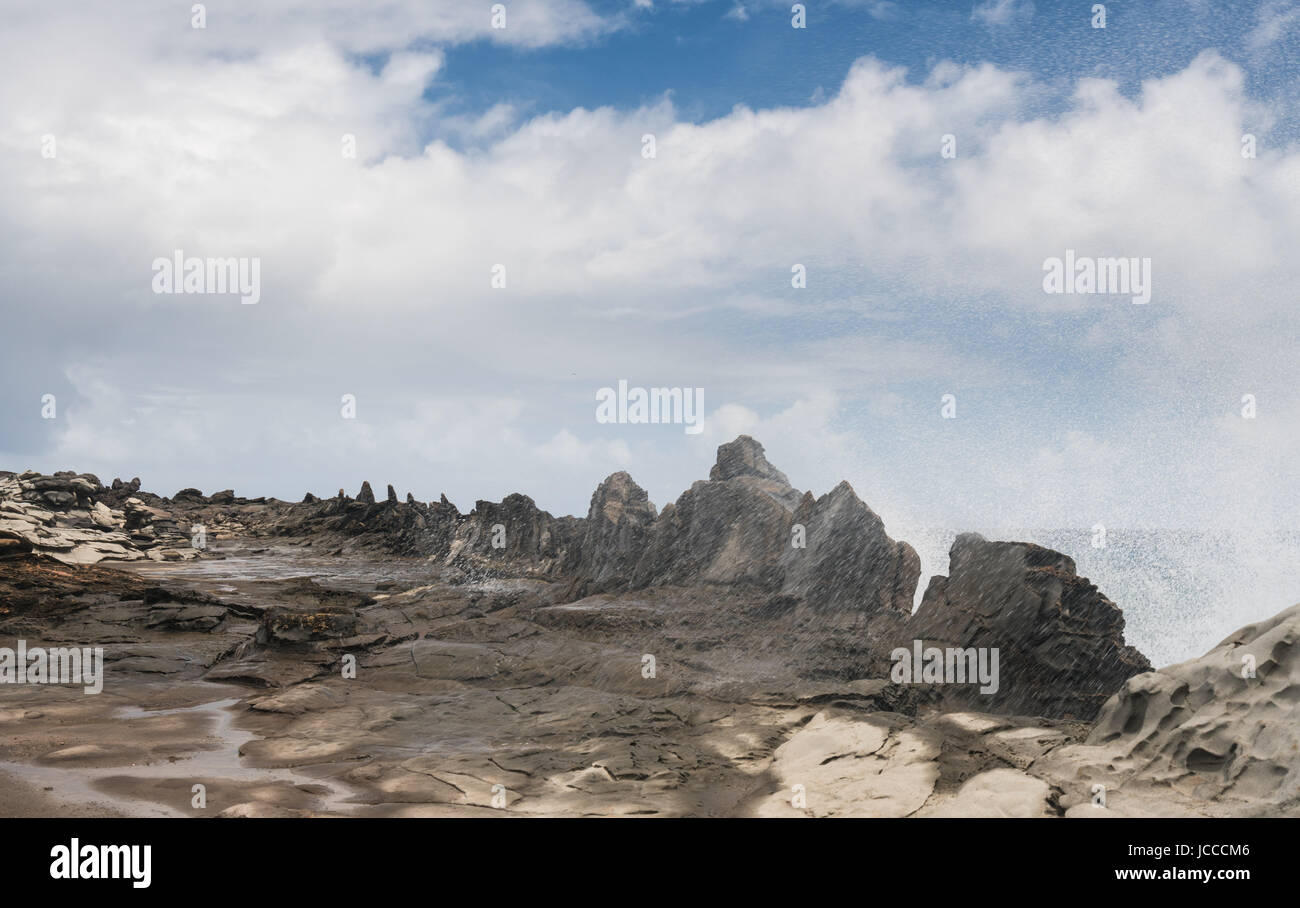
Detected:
[972,0,1034,27]
[1,0,1298,579]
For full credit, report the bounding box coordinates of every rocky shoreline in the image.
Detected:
[0,437,1294,817]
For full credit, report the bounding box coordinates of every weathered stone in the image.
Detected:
[902,533,1150,720]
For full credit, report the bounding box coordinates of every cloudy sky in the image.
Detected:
[2,0,1298,653]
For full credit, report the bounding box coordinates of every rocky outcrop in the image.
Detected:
[627,436,798,590]
[630,471,794,589]
[0,440,1146,726]
[900,533,1150,720]
[566,472,657,596]
[444,494,582,578]
[779,482,920,615]
[0,472,198,564]
[1036,602,1300,816]
[607,437,918,618]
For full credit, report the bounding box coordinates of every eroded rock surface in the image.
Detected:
[899,533,1150,720]
[9,438,1276,819]
[1036,603,1300,816]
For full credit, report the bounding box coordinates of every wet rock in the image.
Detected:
[257,606,359,646]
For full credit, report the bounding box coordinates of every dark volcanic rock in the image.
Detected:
[257,605,359,646]
[901,533,1151,720]
[568,472,657,595]
[779,481,919,614]
[624,437,914,614]
[631,476,792,589]
[451,493,581,577]
[710,434,792,485]
[357,481,376,505]
[634,441,792,589]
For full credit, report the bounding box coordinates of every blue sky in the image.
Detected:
[433,0,1300,135]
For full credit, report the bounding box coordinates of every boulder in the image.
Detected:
[902,533,1150,720]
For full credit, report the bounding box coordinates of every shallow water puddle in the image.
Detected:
[0,697,357,817]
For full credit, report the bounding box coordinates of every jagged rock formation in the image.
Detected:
[444,494,582,578]
[899,533,1150,720]
[565,471,657,596]
[0,471,197,564]
[779,482,920,615]
[0,437,1149,723]
[618,437,917,618]
[629,456,796,589]
[14,439,1298,818]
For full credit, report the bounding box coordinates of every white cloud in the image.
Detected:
[971,0,1034,27]
[2,4,1299,564]
[1247,1,1300,50]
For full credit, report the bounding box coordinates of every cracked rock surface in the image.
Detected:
[0,439,1289,817]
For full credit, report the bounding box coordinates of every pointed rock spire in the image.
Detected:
[710,435,791,485]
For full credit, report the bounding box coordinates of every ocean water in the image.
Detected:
[901,527,1300,669]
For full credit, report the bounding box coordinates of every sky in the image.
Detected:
[2,0,1299,657]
